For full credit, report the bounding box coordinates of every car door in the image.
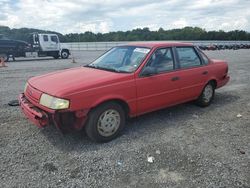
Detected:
[135,47,182,114]
[174,46,209,101]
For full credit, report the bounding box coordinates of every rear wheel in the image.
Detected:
[85,102,125,142]
[61,50,69,59]
[196,82,215,107]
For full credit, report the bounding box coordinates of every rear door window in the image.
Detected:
[176,47,202,68]
[200,52,209,65]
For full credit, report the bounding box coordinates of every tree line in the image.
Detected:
[1,25,250,42]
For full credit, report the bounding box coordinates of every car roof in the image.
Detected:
[0,39,28,44]
[121,42,194,48]
[38,33,58,36]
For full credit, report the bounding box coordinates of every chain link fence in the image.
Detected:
[61,41,250,51]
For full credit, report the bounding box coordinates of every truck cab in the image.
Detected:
[33,34,60,52]
[30,33,70,59]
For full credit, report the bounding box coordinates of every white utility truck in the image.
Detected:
[0,33,70,61]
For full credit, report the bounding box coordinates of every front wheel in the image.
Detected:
[196,82,215,107]
[85,102,125,142]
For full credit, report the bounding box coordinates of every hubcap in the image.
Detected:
[61,52,68,58]
[203,84,213,103]
[97,109,121,137]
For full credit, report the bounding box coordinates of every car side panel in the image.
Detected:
[175,65,210,101]
[206,60,229,88]
[135,72,181,115]
[65,78,138,117]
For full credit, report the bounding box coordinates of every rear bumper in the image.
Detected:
[19,93,49,128]
[217,76,230,88]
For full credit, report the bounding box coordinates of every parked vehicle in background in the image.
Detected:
[0,33,70,61]
[19,42,230,142]
[0,39,30,61]
[198,43,250,51]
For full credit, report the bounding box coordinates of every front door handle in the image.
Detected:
[171,76,180,81]
[202,71,208,75]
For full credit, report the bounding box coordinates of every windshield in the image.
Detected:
[86,46,151,73]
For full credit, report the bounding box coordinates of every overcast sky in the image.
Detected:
[0,0,250,34]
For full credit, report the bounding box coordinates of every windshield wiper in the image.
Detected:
[84,64,129,73]
[95,66,129,73]
[84,64,97,68]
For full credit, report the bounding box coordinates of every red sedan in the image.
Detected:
[19,42,229,142]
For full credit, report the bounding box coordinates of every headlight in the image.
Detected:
[39,93,69,110]
[24,83,28,92]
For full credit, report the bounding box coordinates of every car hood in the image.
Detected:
[28,67,133,97]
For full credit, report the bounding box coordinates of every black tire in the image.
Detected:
[85,102,126,142]
[61,50,69,59]
[196,82,215,107]
[0,53,9,62]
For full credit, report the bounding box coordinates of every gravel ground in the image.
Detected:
[0,50,249,188]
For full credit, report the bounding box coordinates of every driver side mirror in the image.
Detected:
[140,66,157,77]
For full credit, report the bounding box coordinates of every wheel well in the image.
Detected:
[209,79,217,88]
[61,49,69,53]
[92,99,130,118]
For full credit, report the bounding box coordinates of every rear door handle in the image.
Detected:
[171,76,180,81]
[202,71,208,75]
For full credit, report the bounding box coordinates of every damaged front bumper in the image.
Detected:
[19,93,88,132]
[19,93,49,128]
